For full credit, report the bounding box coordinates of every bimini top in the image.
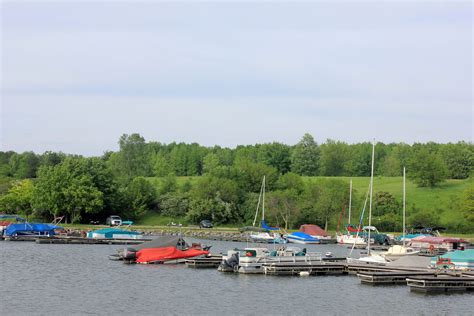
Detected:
[300,224,328,237]
[5,223,63,237]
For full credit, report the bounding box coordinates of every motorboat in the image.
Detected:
[249,231,287,244]
[286,232,320,244]
[3,222,63,237]
[218,246,322,274]
[380,245,420,261]
[430,249,474,270]
[112,236,210,264]
[87,227,143,239]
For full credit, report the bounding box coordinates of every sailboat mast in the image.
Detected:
[262,175,266,221]
[348,179,352,225]
[367,141,375,254]
[403,167,406,247]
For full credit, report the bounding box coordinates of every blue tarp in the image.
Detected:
[288,231,319,241]
[261,220,279,231]
[4,223,63,237]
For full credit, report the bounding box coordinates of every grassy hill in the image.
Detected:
[147,175,472,231]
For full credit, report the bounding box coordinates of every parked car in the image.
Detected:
[106,215,122,226]
[199,220,213,228]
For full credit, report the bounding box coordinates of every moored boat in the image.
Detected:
[430,249,474,270]
[218,246,323,274]
[113,235,210,264]
[87,227,143,239]
[286,232,320,244]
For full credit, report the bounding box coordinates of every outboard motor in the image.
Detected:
[218,253,239,272]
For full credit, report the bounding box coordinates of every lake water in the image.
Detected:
[1,238,472,315]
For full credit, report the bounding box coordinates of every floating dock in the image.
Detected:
[407,275,474,293]
[185,255,223,268]
[357,271,435,285]
[263,262,347,276]
[4,236,151,245]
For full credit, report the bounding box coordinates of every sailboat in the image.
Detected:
[380,167,420,260]
[336,179,366,246]
[247,176,287,244]
[347,141,388,265]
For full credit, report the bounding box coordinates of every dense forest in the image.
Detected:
[0,133,473,232]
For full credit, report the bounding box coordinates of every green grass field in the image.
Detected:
[147,175,472,231]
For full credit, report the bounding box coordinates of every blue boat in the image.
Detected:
[286,232,320,244]
[4,223,63,237]
[87,228,143,239]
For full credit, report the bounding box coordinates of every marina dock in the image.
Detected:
[4,236,151,245]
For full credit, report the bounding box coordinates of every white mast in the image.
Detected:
[367,141,375,255]
[262,175,266,221]
[403,167,406,247]
[253,176,265,227]
[348,179,352,225]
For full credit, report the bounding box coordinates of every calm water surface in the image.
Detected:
[1,239,472,315]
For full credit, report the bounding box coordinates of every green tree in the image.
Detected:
[202,153,221,174]
[256,142,291,174]
[9,152,40,179]
[460,187,474,224]
[0,179,34,216]
[276,172,305,194]
[124,177,156,219]
[299,179,348,230]
[112,133,152,182]
[153,154,172,177]
[319,140,350,176]
[32,158,105,223]
[440,142,473,179]
[266,189,300,229]
[408,148,447,187]
[159,192,190,217]
[290,133,320,176]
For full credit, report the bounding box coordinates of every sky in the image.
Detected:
[1,1,472,156]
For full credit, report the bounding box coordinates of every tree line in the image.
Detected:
[0,133,472,232]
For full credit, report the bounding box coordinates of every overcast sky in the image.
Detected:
[1,1,472,156]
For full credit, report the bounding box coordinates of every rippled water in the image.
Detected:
[1,239,472,315]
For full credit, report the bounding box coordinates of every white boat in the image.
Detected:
[336,234,366,245]
[380,168,420,261]
[381,245,419,261]
[218,246,322,274]
[246,176,287,244]
[346,141,388,265]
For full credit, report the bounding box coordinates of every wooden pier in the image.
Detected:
[185,255,223,268]
[28,236,150,245]
[357,271,435,285]
[263,262,347,276]
[406,275,474,293]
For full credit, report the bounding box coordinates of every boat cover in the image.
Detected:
[128,236,184,252]
[288,232,319,241]
[261,220,279,231]
[136,247,209,263]
[299,224,329,237]
[5,223,63,236]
